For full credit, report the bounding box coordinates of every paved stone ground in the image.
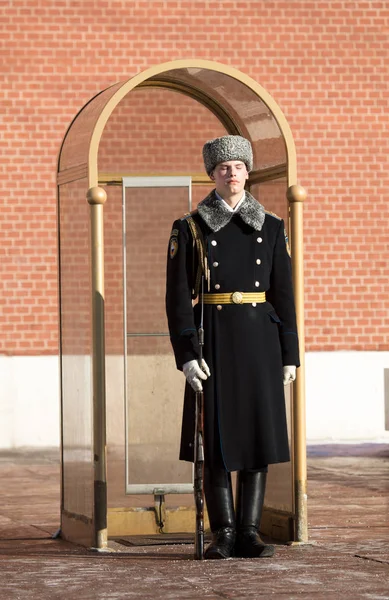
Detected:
[0,444,388,599]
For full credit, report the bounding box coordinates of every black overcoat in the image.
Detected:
[166,190,300,472]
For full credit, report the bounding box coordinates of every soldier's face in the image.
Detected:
[210,160,249,197]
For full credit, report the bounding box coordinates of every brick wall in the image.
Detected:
[2,0,389,355]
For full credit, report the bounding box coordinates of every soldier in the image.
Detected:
[166,135,299,559]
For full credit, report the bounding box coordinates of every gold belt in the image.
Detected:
[201,291,266,305]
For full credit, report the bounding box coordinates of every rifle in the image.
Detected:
[194,276,205,560]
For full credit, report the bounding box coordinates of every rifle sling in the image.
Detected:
[185,213,210,298]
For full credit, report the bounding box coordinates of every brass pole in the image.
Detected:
[287,184,308,543]
[86,186,108,549]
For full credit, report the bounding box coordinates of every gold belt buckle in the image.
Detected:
[231,291,244,304]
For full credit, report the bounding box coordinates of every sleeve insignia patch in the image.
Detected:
[170,237,178,259]
[170,228,179,238]
[284,229,291,257]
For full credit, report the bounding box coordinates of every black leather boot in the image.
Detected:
[204,466,236,559]
[235,470,275,558]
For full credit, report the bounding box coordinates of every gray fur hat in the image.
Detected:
[202,135,253,176]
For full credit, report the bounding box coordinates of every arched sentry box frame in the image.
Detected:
[57,60,307,549]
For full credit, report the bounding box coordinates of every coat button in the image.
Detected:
[217,305,222,311]
[255,281,260,287]
[215,284,220,290]
[213,261,219,267]
[211,240,217,246]
[256,259,261,265]
[257,237,262,243]
[252,302,257,307]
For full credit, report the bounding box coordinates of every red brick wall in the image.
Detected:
[2,0,389,355]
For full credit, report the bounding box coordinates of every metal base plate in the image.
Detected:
[112,533,211,547]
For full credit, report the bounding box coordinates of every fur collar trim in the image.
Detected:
[197,190,265,232]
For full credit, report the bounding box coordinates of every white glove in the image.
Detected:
[283,365,296,386]
[183,359,211,392]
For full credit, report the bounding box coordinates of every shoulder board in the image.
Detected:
[180,209,198,222]
[265,210,282,221]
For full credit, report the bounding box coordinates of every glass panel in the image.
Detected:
[126,336,190,488]
[59,82,123,171]
[125,185,189,336]
[97,86,226,509]
[98,86,227,175]
[58,178,94,519]
[153,68,286,171]
[125,184,192,492]
[102,185,127,508]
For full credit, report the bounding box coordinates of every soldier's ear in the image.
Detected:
[209,170,215,181]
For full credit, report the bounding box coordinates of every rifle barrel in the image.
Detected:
[194,275,205,560]
[194,390,204,560]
